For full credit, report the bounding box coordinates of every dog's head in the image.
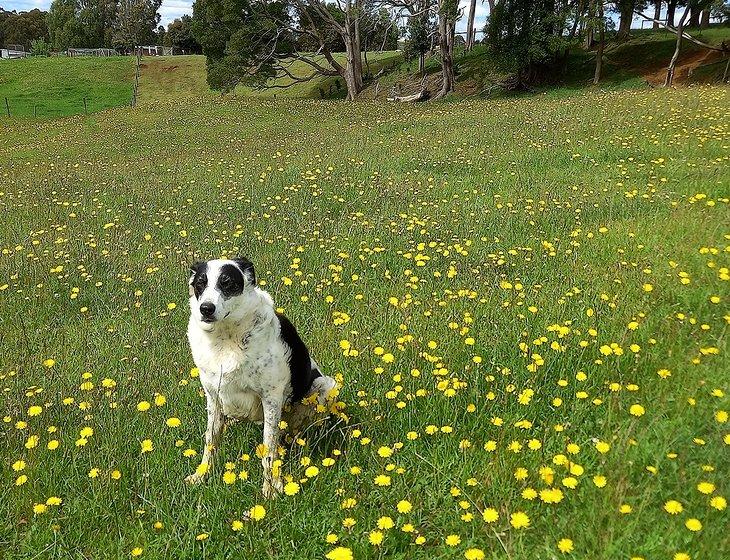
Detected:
[188,258,256,329]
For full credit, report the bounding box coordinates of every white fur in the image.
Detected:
[185,259,336,498]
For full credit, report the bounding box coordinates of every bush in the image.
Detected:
[30,38,51,57]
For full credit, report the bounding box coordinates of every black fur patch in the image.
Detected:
[232,257,256,286]
[276,312,318,402]
[190,262,208,299]
[217,263,245,298]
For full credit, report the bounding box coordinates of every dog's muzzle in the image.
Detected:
[199,302,216,322]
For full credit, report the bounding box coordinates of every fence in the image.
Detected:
[3,96,96,118]
[67,48,119,57]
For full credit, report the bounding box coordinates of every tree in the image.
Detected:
[404,0,435,75]
[1,9,49,50]
[31,37,52,55]
[614,0,636,40]
[112,0,162,50]
[47,0,86,50]
[652,0,661,28]
[593,0,606,83]
[191,0,369,100]
[164,15,202,53]
[666,0,677,24]
[487,0,574,86]
[47,0,118,50]
[435,0,458,98]
[465,0,478,49]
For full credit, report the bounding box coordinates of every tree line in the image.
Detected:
[2,0,727,100]
[0,2,201,53]
[190,0,728,99]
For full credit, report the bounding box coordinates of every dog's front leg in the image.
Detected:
[185,394,224,485]
[261,395,284,498]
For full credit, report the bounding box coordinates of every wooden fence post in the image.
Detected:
[4,97,9,117]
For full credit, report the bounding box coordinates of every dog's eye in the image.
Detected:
[220,277,231,287]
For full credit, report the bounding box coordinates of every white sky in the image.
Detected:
[1,1,654,36]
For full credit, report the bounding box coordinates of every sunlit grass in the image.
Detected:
[0,86,728,559]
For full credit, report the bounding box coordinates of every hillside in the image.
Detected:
[0,56,135,118]
[363,26,730,99]
[0,28,727,117]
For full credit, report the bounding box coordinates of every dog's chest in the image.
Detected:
[189,322,291,418]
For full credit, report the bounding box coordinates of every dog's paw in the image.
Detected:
[262,477,283,499]
[185,472,206,485]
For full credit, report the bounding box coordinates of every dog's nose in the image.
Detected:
[200,302,216,317]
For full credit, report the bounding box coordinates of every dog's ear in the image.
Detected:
[189,261,205,281]
[188,262,206,297]
[232,257,256,287]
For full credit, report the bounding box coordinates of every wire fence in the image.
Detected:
[1,95,132,118]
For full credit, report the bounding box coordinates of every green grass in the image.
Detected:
[0,87,728,560]
[0,56,135,117]
[136,55,213,103]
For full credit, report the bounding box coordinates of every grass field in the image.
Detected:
[0,51,402,118]
[0,56,135,118]
[1,86,728,560]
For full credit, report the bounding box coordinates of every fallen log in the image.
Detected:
[387,89,430,102]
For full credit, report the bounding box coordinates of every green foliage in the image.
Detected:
[0,8,49,50]
[404,5,434,61]
[47,0,118,51]
[112,0,163,50]
[191,0,293,91]
[487,0,574,84]
[30,37,51,56]
[164,15,202,53]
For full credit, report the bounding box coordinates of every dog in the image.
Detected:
[184,257,337,497]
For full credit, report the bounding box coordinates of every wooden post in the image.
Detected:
[34,104,37,117]
[4,97,9,117]
[131,47,142,107]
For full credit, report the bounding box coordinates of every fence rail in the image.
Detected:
[2,96,98,118]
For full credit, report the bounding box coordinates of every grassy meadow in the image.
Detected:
[0,85,728,560]
[0,56,135,118]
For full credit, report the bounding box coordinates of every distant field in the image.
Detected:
[0,56,134,118]
[0,86,727,559]
[0,52,403,117]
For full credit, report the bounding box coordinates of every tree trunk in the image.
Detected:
[466,0,477,50]
[584,0,595,49]
[699,9,710,29]
[688,7,700,28]
[419,53,425,76]
[616,0,634,41]
[665,8,689,86]
[342,0,364,100]
[652,0,661,30]
[666,0,676,26]
[435,2,456,99]
[594,2,605,84]
[567,0,584,43]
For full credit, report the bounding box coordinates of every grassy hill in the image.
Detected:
[1,85,728,560]
[0,56,135,118]
[0,27,727,117]
[365,25,730,99]
[0,52,401,117]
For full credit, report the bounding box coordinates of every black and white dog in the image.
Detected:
[185,257,337,497]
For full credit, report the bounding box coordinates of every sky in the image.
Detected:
[1,0,653,35]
